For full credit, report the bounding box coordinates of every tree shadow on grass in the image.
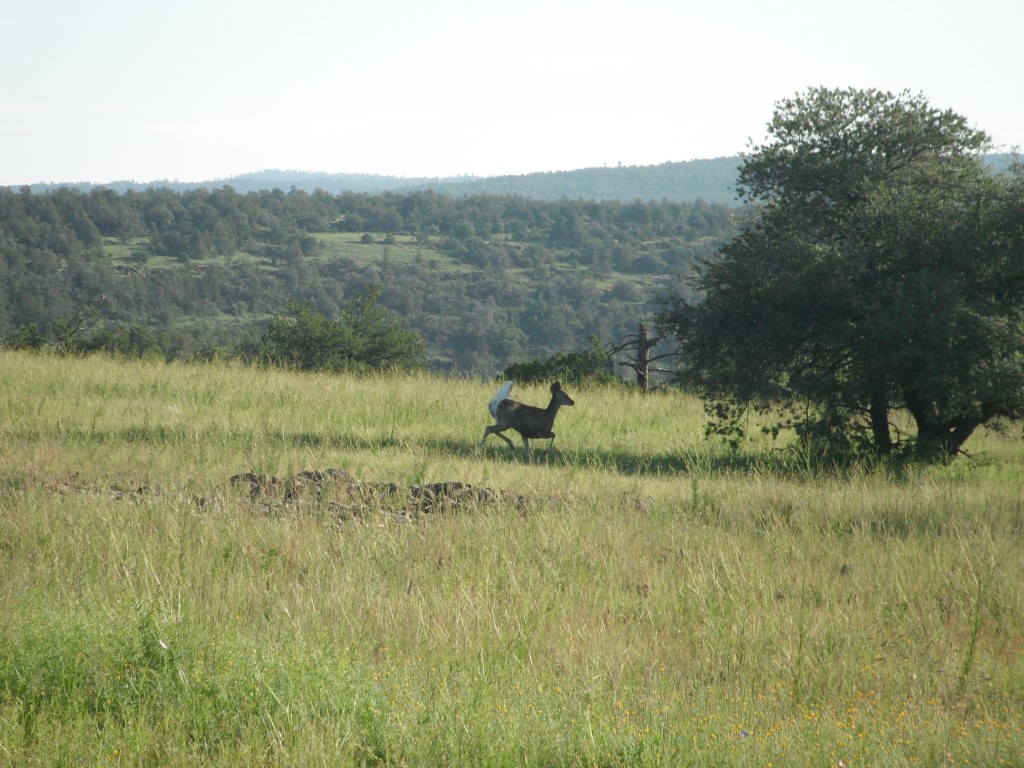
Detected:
[431,436,787,477]
[435,435,890,480]
[52,424,861,481]
[278,431,927,481]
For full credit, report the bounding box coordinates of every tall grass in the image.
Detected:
[1,350,1021,766]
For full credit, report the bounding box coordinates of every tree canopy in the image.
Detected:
[658,87,1024,461]
[258,289,426,373]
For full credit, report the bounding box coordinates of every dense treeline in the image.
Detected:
[0,185,734,374]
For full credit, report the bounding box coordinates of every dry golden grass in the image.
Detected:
[1,350,1021,765]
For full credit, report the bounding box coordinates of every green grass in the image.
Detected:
[1,350,1022,766]
[315,232,451,265]
[101,236,267,271]
[102,230,658,290]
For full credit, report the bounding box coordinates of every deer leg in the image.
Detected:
[480,425,517,453]
[521,435,532,462]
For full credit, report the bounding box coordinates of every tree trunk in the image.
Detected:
[903,389,983,461]
[869,387,893,455]
[914,417,982,460]
[636,323,652,391]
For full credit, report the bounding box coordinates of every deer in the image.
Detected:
[478,380,575,461]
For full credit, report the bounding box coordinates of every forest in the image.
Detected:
[0,184,736,375]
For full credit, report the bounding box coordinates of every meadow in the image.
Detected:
[0,349,1021,766]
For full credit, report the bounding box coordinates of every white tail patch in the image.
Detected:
[488,380,514,418]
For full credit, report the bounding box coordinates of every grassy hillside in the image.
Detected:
[1,351,1022,765]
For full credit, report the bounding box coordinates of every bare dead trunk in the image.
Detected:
[636,323,652,390]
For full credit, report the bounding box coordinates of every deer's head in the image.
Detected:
[550,381,575,407]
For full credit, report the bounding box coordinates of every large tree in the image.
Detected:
[659,87,1024,461]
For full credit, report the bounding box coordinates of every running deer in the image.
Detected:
[478,381,575,461]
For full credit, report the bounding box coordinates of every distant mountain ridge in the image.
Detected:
[17,157,744,204]
[405,157,743,204]
[13,154,1016,205]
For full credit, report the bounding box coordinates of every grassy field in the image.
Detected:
[1,350,1022,766]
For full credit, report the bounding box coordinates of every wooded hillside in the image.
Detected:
[0,186,735,374]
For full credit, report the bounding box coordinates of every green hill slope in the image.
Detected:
[0,187,736,375]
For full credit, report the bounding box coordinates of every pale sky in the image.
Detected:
[1,0,1020,185]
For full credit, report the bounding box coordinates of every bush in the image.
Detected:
[502,336,617,385]
[258,288,425,373]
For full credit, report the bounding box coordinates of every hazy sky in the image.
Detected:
[1,0,1020,185]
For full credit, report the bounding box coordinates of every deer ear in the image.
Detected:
[551,381,561,392]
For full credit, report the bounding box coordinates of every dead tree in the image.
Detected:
[609,323,677,392]
[52,310,99,353]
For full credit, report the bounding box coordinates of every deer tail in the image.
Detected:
[489,381,513,417]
